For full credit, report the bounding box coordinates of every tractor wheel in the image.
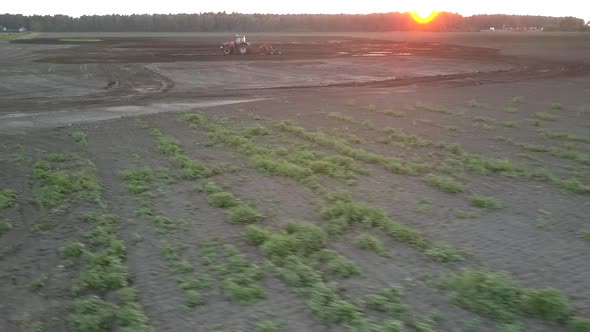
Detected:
[222,47,232,55]
[238,44,249,55]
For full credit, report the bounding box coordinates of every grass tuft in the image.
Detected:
[219,247,266,304]
[254,319,285,332]
[309,282,360,324]
[70,296,115,332]
[511,96,526,105]
[521,288,570,321]
[355,233,388,256]
[533,112,559,122]
[568,317,590,332]
[423,174,465,193]
[0,188,17,209]
[454,209,478,219]
[551,102,564,110]
[366,286,408,318]
[425,243,463,262]
[33,158,102,211]
[446,268,572,323]
[71,131,88,145]
[415,102,452,114]
[186,290,205,307]
[315,249,361,278]
[0,218,13,236]
[469,195,502,210]
[538,129,590,144]
[61,241,87,259]
[227,204,263,223]
[383,110,406,117]
[208,191,241,208]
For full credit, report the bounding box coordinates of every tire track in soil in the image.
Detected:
[166,108,582,331]
[84,124,198,331]
[147,110,504,331]
[0,132,103,331]
[87,117,330,331]
[137,121,333,332]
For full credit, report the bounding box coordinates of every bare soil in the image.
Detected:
[1,33,589,332]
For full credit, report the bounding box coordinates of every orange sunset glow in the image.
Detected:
[409,11,440,24]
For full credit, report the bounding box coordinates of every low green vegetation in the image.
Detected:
[366,286,408,318]
[208,191,241,208]
[0,188,17,209]
[60,241,86,259]
[309,282,360,324]
[315,249,361,278]
[551,102,564,110]
[55,157,150,331]
[533,112,560,122]
[495,136,590,166]
[160,244,212,307]
[440,143,588,194]
[327,112,354,122]
[446,268,574,324]
[425,243,464,262]
[47,153,67,162]
[216,245,266,304]
[59,38,102,42]
[423,174,465,193]
[227,204,263,224]
[511,96,526,105]
[254,319,285,332]
[454,209,478,219]
[245,222,364,321]
[415,102,453,114]
[278,120,430,176]
[150,131,210,180]
[0,218,13,236]
[32,157,101,212]
[71,130,88,145]
[568,317,590,332]
[383,110,406,117]
[417,118,462,133]
[320,192,438,252]
[199,180,263,224]
[381,127,432,147]
[70,289,149,332]
[469,195,502,210]
[538,129,590,144]
[579,229,590,241]
[355,233,388,256]
[0,32,33,41]
[122,165,214,310]
[473,116,518,128]
[30,274,48,291]
[190,116,367,188]
[504,106,519,113]
[155,130,267,226]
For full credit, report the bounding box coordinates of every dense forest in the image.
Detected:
[1,12,588,32]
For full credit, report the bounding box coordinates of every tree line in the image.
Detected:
[1,12,588,32]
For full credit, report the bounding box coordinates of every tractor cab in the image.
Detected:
[235,35,247,44]
[221,35,251,55]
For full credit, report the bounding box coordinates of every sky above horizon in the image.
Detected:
[4,0,590,21]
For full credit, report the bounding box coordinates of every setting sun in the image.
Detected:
[409,11,440,24]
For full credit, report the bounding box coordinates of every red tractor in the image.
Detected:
[221,35,251,55]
